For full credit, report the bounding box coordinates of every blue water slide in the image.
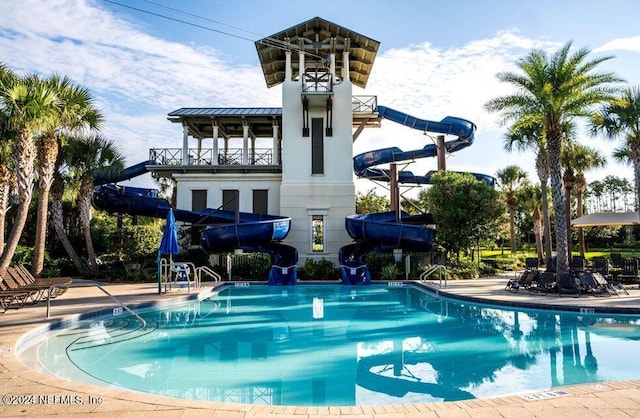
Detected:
[342,106,494,284]
[94,160,154,186]
[91,164,297,285]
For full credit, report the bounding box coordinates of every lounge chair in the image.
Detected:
[569,256,586,273]
[557,272,581,297]
[611,252,624,269]
[591,257,611,280]
[505,269,540,293]
[617,258,640,288]
[505,258,540,293]
[2,266,71,303]
[0,280,40,312]
[528,271,557,295]
[578,271,624,296]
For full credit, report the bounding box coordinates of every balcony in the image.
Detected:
[148,148,281,176]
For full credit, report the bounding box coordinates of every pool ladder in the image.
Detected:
[419,264,447,288]
[47,281,146,328]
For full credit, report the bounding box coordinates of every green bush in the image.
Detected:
[363,252,394,279]
[380,263,400,280]
[299,258,338,281]
[230,253,271,281]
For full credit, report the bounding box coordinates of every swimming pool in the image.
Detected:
[24,283,640,406]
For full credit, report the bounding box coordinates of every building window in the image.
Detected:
[253,189,268,215]
[222,189,239,213]
[191,190,207,212]
[312,214,324,252]
[191,190,207,244]
[311,118,324,175]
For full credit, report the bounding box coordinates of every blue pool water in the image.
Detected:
[31,284,640,406]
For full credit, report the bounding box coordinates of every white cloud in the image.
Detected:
[596,35,640,53]
[0,0,635,196]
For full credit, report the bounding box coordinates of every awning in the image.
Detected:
[571,212,640,227]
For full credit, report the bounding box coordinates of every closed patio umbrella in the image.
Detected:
[158,209,179,294]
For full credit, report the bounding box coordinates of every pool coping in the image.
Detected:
[2,278,640,416]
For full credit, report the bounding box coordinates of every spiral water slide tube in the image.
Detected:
[91,162,297,285]
[341,106,493,284]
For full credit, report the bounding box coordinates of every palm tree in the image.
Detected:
[503,123,553,263]
[64,135,124,273]
[485,42,621,274]
[590,86,640,210]
[587,180,605,212]
[32,75,102,276]
[496,165,528,254]
[0,69,60,269]
[518,184,544,262]
[561,144,606,258]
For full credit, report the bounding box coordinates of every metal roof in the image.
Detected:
[168,108,282,117]
[255,17,379,89]
[168,108,283,139]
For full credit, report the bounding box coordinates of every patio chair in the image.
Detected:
[14,265,71,289]
[610,252,624,269]
[576,271,612,297]
[591,258,611,280]
[3,266,70,303]
[528,271,557,295]
[505,257,540,293]
[557,272,581,298]
[569,257,586,273]
[0,278,41,312]
[617,258,640,288]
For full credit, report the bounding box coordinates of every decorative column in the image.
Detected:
[285,50,292,81]
[182,125,189,165]
[242,119,249,165]
[272,120,280,165]
[212,120,219,165]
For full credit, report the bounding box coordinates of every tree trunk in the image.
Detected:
[547,129,569,274]
[78,177,98,273]
[563,168,575,264]
[51,176,88,274]
[0,182,10,251]
[508,207,517,254]
[0,131,35,269]
[634,157,640,211]
[533,207,544,262]
[536,152,553,264]
[576,174,587,258]
[52,199,89,274]
[32,134,58,276]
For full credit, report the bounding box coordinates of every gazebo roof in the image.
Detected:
[255,16,380,89]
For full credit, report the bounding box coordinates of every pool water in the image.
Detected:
[31,284,640,406]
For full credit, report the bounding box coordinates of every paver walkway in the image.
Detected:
[1,277,640,417]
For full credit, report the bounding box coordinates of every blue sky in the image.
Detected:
[2,0,640,196]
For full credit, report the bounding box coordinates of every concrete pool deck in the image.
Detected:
[1,276,640,417]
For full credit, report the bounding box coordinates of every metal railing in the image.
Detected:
[48,281,146,327]
[150,148,275,166]
[419,265,447,288]
[352,95,377,113]
[302,71,333,93]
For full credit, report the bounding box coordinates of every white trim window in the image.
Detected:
[308,209,328,253]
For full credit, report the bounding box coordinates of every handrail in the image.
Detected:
[48,281,146,327]
[195,265,221,283]
[419,264,447,288]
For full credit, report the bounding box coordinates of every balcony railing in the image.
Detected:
[150,148,276,166]
[352,95,377,113]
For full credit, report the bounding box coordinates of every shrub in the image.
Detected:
[299,258,338,281]
[230,253,271,281]
[380,263,400,280]
[364,252,394,279]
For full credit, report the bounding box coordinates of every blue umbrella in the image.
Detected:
[158,209,179,293]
